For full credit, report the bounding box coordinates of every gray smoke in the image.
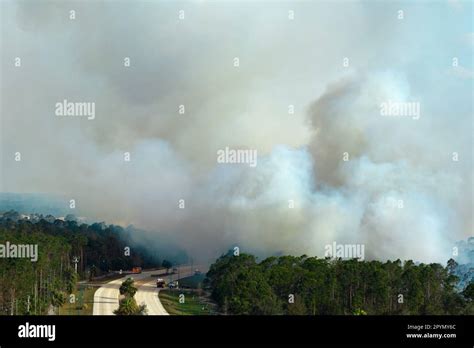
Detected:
[1,1,472,263]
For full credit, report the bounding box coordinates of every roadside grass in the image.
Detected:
[159,290,215,315]
[58,285,97,315]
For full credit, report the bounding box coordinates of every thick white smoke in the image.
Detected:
[1,1,472,263]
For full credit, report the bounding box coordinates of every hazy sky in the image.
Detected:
[1,0,472,263]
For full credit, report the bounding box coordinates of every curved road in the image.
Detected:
[135,281,169,315]
[93,266,200,315]
[93,270,164,315]
[135,266,197,315]
[92,275,124,315]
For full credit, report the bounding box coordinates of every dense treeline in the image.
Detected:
[207,253,474,315]
[0,227,74,315]
[0,213,162,315]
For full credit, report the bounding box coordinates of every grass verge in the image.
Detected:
[159,290,215,315]
[58,285,97,315]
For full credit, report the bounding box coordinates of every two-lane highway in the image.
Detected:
[93,266,201,315]
[135,265,198,315]
[93,269,166,315]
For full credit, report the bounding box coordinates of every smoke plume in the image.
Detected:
[1,1,472,263]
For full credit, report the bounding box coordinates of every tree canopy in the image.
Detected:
[207,253,473,315]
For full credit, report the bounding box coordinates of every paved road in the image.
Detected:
[93,266,201,315]
[135,265,198,315]
[135,281,170,315]
[92,276,123,315]
[93,269,166,315]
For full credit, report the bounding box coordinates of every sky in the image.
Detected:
[1,0,473,263]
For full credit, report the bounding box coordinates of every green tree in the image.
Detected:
[206,252,469,316]
[114,297,147,315]
[119,278,137,298]
[287,294,307,315]
[89,264,97,281]
[51,290,66,308]
[462,283,474,301]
